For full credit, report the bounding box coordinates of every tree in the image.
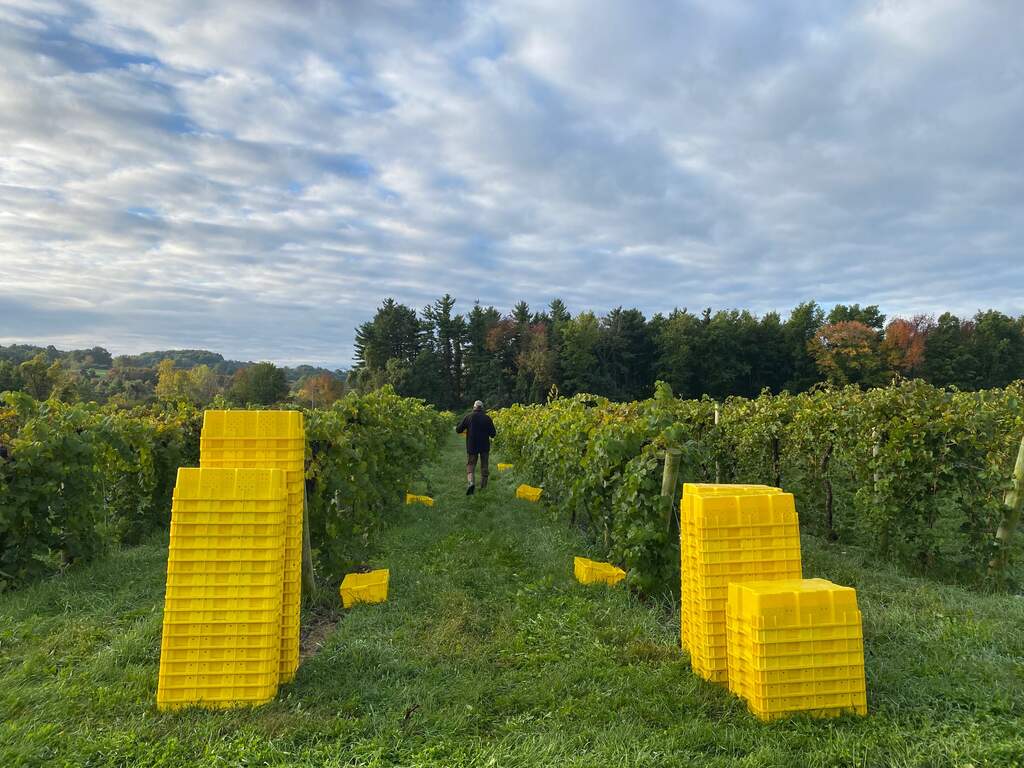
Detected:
[297,373,345,407]
[464,303,509,406]
[881,316,933,378]
[827,303,886,331]
[155,359,191,403]
[228,362,289,405]
[18,353,56,399]
[921,313,974,388]
[189,364,221,404]
[559,311,602,395]
[971,310,1024,388]
[353,299,423,372]
[808,321,887,387]
[655,308,702,398]
[516,323,557,403]
[421,294,466,409]
[0,360,23,393]
[783,301,826,391]
[595,307,655,400]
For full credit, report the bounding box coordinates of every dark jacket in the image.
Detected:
[456,410,496,455]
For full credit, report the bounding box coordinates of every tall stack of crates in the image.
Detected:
[726,579,868,720]
[157,467,287,709]
[199,411,305,682]
[680,483,802,684]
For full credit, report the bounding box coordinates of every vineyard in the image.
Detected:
[494,379,1024,593]
[1,381,1023,764]
[0,387,447,593]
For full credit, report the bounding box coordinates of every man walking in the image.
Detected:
[456,400,497,495]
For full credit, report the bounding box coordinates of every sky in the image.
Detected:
[1,0,1022,368]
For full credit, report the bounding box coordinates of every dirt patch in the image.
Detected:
[300,609,344,662]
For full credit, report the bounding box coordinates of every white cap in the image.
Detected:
[473,400,484,410]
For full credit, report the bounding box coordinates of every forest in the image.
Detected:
[351,296,1024,409]
[4,297,1023,412]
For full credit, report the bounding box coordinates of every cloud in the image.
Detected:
[0,0,1022,366]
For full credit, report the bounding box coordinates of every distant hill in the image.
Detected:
[113,349,246,375]
[0,344,113,368]
[1,344,345,382]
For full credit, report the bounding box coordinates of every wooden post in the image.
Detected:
[301,489,317,597]
[713,403,721,484]
[990,431,1024,576]
[662,448,682,532]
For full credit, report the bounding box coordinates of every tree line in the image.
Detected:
[0,346,346,408]
[351,296,1024,410]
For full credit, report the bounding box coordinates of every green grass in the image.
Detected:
[2,435,1023,767]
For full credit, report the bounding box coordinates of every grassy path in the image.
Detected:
[2,434,1023,767]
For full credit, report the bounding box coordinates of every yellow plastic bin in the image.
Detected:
[574,556,626,586]
[516,484,543,502]
[340,569,390,608]
[405,493,434,507]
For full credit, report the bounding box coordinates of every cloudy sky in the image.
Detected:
[1,0,1022,367]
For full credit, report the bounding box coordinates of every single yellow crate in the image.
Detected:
[157,673,280,710]
[497,463,513,471]
[573,556,626,586]
[172,466,287,500]
[201,410,305,440]
[516,484,543,502]
[161,627,281,647]
[340,569,390,608]
[405,493,435,507]
[200,436,305,450]
[167,558,282,576]
[729,578,859,628]
[166,571,285,588]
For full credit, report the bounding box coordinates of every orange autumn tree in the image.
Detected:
[881,315,934,377]
[297,373,345,408]
[808,320,887,387]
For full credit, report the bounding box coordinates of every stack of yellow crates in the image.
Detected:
[157,467,287,709]
[680,483,802,684]
[199,411,305,682]
[726,578,868,720]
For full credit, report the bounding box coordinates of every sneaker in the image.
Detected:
[466,484,475,496]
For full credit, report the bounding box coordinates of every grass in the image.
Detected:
[1,434,1023,767]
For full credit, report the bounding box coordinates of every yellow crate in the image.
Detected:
[201,410,305,439]
[156,673,280,710]
[405,493,435,507]
[340,569,390,608]
[161,646,280,662]
[166,558,282,576]
[172,466,287,500]
[161,627,281,648]
[166,571,285,589]
[729,578,859,628]
[497,463,513,471]
[200,437,304,451]
[516,484,543,502]
[573,557,626,586]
